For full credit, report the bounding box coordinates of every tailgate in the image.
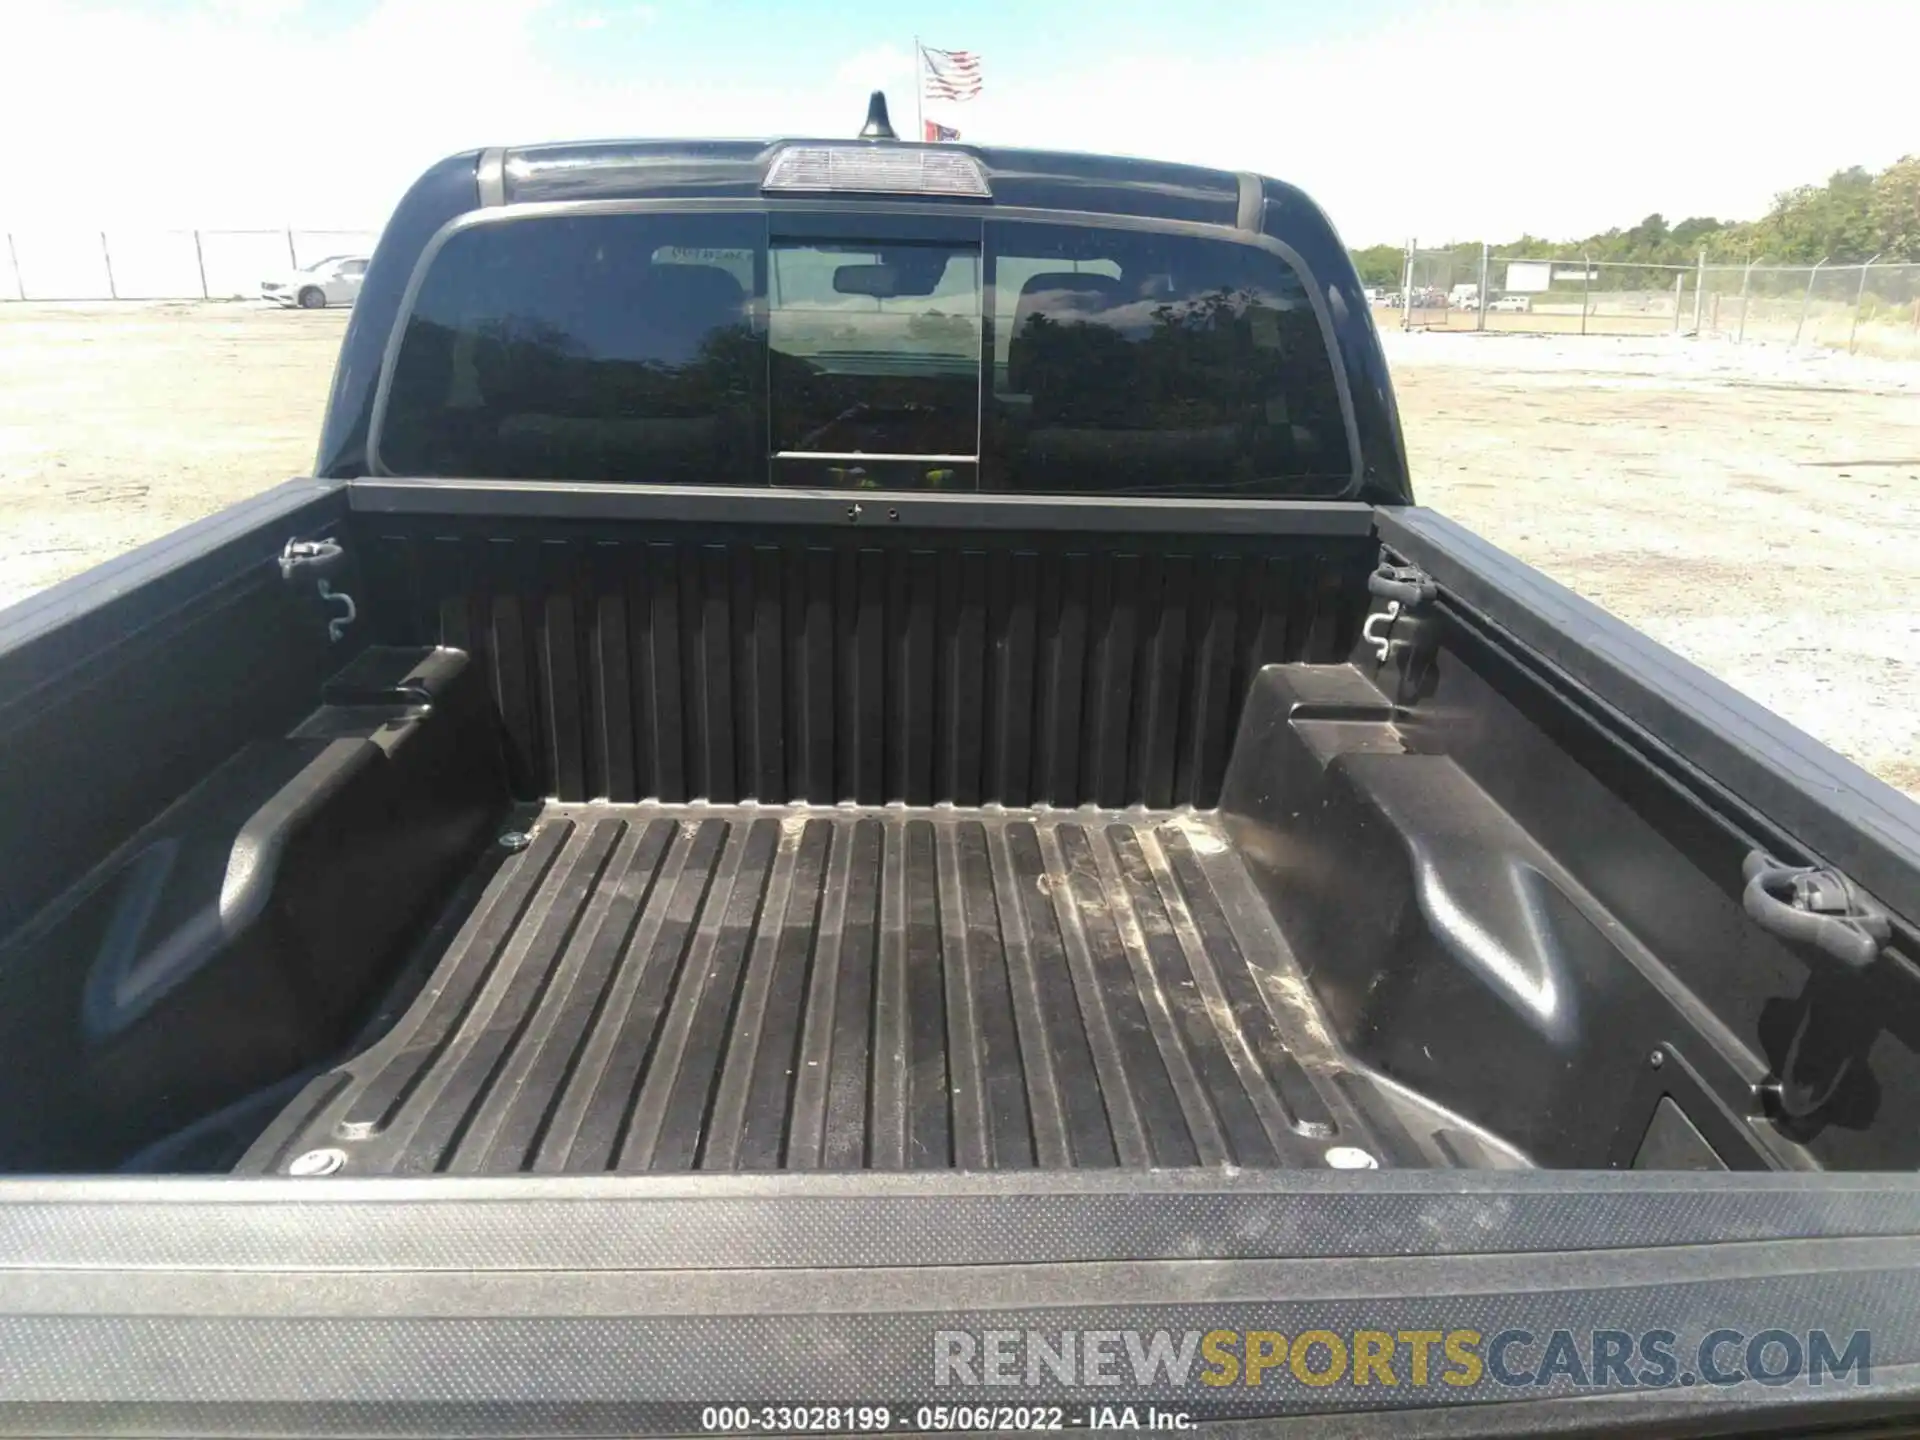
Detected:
[3,1171,1920,1436]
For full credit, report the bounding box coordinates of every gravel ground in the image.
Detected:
[1392,329,1920,798]
[1,301,1915,797]
[0,302,346,605]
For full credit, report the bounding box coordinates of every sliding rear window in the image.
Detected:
[376,212,763,484]
[769,237,982,490]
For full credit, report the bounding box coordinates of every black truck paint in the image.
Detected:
[1,132,1918,1438]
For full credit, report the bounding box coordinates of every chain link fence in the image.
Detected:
[1397,247,1468,330]
[13,227,1920,360]
[1687,260,1920,357]
[2,228,382,302]
[1378,243,1920,360]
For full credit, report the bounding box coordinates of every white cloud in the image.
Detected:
[559,5,650,29]
[974,0,1920,243]
[835,43,917,90]
[0,0,1914,244]
[0,0,582,226]
[206,0,305,21]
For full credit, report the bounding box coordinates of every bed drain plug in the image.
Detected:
[1324,1146,1378,1170]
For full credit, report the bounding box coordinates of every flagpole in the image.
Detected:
[914,34,922,141]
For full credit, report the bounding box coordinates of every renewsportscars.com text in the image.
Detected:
[932,1327,1871,1392]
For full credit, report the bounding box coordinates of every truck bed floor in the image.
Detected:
[244,803,1493,1175]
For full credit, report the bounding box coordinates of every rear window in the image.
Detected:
[376,210,1352,496]
[985,222,1350,496]
[377,213,762,484]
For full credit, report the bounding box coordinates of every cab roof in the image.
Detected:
[491,137,1319,233]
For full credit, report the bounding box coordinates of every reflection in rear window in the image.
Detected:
[376,213,763,483]
[985,221,1352,496]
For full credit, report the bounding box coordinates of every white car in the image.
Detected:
[261,255,368,309]
[1489,295,1531,313]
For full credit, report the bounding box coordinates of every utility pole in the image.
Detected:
[1794,258,1826,347]
[1850,254,1881,354]
[1402,239,1415,331]
[914,34,923,142]
[1737,255,1755,343]
[1477,242,1489,332]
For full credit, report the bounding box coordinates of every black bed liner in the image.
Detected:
[243,803,1512,1176]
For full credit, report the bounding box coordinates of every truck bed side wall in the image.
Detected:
[0,482,509,1170]
[1222,506,1920,1173]
[0,482,348,938]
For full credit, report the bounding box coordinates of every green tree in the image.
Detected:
[1347,156,1919,277]
[1626,213,1669,248]
[1671,216,1724,248]
[1753,167,1877,262]
[1349,244,1403,289]
[1870,156,1920,261]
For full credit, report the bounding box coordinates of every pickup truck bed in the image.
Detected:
[7,488,1915,1181]
[243,798,1482,1176]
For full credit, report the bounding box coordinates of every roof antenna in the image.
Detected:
[859,90,897,140]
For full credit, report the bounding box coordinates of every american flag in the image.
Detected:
[924,119,961,142]
[920,46,982,102]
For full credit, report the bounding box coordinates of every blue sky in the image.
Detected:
[2,0,1915,244]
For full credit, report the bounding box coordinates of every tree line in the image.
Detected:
[1351,154,1920,290]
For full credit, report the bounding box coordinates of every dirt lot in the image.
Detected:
[1390,328,1920,797]
[0,302,347,604]
[1,301,1916,798]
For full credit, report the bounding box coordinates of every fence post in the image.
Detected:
[1690,250,1705,333]
[1581,252,1591,336]
[1671,273,1683,334]
[192,230,209,300]
[1401,239,1414,332]
[1849,255,1880,354]
[1794,258,1825,346]
[4,233,20,301]
[1477,243,1489,332]
[286,228,299,270]
[100,232,117,300]
[1737,257,1754,343]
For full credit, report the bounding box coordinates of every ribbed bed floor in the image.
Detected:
[243,802,1440,1176]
